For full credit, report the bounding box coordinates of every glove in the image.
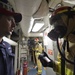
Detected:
[38,52,53,68]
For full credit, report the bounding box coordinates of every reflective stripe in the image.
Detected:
[38,70,42,74]
[35,53,41,55]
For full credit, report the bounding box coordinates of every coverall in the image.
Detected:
[0,40,14,75]
[53,38,74,75]
[35,42,43,75]
[53,51,73,75]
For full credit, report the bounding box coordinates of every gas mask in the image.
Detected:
[48,17,67,41]
[48,6,75,41]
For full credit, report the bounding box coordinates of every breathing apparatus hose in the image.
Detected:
[60,39,66,75]
[57,38,74,64]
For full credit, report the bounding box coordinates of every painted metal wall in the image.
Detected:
[43,31,56,75]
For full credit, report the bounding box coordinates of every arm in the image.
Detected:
[38,52,61,74]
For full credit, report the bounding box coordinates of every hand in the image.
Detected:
[38,52,53,68]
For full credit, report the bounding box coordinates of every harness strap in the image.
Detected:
[61,40,66,75]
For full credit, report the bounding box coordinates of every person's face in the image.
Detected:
[0,15,16,37]
[35,41,39,44]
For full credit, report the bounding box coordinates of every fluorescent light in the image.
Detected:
[28,17,34,33]
[32,23,44,32]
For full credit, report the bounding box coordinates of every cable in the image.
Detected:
[57,38,75,65]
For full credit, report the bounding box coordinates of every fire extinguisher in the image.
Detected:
[16,69,20,75]
[23,61,28,75]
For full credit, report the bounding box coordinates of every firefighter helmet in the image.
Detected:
[50,6,75,25]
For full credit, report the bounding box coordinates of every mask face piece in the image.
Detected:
[48,18,67,41]
[49,6,75,41]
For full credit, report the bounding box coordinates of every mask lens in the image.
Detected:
[48,25,67,41]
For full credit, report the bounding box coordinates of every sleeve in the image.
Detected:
[53,59,61,74]
[53,51,73,75]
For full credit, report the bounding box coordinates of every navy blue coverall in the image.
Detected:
[0,40,14,75]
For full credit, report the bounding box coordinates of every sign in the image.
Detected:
[48,49,53,55]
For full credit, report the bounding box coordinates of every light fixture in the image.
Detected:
[32,23,44,32]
